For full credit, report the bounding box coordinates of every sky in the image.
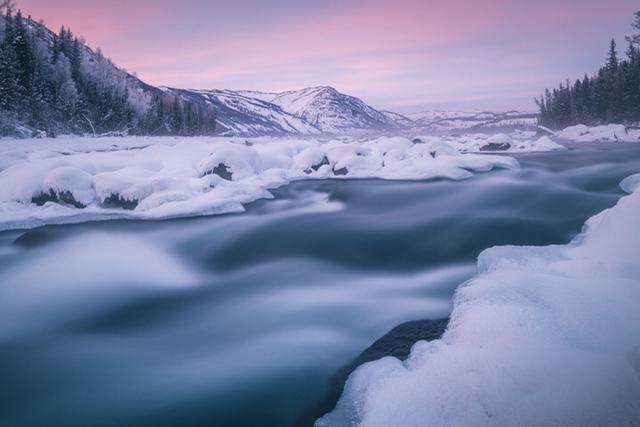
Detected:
[16,0,640,113]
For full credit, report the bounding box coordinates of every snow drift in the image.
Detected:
[317,175,640,427]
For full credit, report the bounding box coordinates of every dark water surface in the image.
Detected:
[0,142,638,427]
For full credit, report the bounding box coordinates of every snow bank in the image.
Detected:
[0,135,523,230]
[317,177,640,427]
[557,124,640,142]
[414,133,566,153]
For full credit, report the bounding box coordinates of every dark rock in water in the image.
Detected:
[479,142,511,152]
[31,189,86,209]
[301,318,449,425]
[430,151,437,159]
[348,318,449,367]
[305,156,330,174]
[333,166,349,176]
[412,138,424,144]
[101,193,139,210]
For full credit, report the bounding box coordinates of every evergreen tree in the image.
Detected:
[538,11,640,129]
[606,39,618,72]
[626,11,640,46]
[0,12,216,137]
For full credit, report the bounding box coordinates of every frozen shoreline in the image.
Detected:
[317,173,640,427]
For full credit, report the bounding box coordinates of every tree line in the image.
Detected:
[0,5,216,137]
[537,11,640,130]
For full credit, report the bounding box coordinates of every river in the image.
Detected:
[0,141,638,427]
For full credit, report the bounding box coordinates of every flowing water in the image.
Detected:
[0,142,638,427]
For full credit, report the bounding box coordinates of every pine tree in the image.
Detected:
[626,11,640,46]
[606,39,618,72]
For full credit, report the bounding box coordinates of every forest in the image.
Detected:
[0,5,216,137]
[537,11,640,130]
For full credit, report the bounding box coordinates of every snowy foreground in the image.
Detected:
[0,134,563,231]
[318,173,640,427]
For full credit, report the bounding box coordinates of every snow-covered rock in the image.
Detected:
[557,124,640,142]
[317,175,640,427]
[412,133,566,153]
[0,135,525,230]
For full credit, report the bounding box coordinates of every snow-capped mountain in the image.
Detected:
[268,86,398,133]
[163,88,318,137]
[164,86,401,136]
[164,85,538,137]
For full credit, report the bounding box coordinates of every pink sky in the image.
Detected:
[17,0,640,112]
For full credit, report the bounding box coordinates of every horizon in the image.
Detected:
[15,0,640,113]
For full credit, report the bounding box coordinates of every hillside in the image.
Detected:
[0,10,216,137]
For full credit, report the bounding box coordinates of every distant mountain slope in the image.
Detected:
[167,85,538,137]
[163,88,318,137]
[170,86,402,136]
[408,110,538,133]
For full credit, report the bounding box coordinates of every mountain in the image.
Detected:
[268,86,398,133]
[163,85,538,137]
[161,88,319,137]
[407,110,538,133]
[165,86,401,136]
[0,11,216,137]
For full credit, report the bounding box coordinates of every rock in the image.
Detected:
[332,166,349,176]
[31,189,86,209]
[412,138,424,144]
[305,156,330,174]
[479,142,511,151]
[101,193,139,210]
[211,163,233,181]
[300,318,449,426]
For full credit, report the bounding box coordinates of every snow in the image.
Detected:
[413,133,566,153]
[557,124,640,142]
[317,175,640,427]
[0,134,558,231]
[408,110,538,133]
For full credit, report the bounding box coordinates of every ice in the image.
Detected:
[317,175,640,427]
[620,173,640,194]
[0,134,549,231]
[557,124,640,142]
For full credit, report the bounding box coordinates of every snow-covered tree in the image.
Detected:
[0,11,216,137]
